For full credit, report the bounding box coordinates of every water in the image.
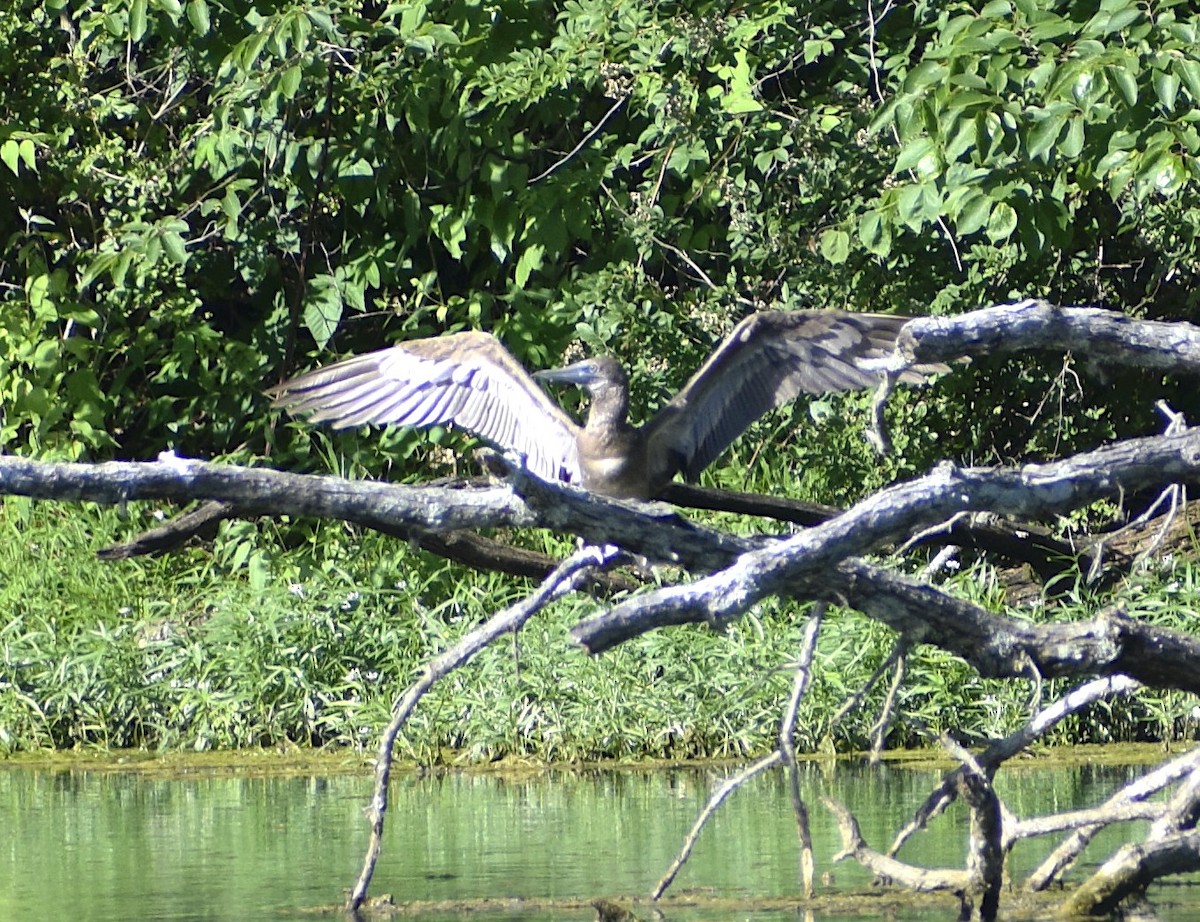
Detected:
[0,756,1194,920]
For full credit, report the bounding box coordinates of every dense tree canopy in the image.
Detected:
[2,0,1199,495]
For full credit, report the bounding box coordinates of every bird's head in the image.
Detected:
[534,355,627,396]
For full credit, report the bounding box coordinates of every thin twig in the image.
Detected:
[1088,402,1189,581]
[347,545,622,911]
[653,606,825,901]
[869,644,907,764]
[651,751,782,900]
[780,606,825,897]
[529,96,627,184]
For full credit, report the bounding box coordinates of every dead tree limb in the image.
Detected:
[651,606,825,901]
[569,425,1200,655]
[888,676,1142,857]
[823,796,970,893]
[897,299,1200,373]
[5,430,1200,697]
[942,737,1003,922]
[1024,744,1200,891]
[346,543,623,912]
[1060,830,1200,919]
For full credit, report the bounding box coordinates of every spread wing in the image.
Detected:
[644,310,944,483]
[268,331,584,485]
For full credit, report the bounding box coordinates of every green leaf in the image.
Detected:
[944,119,976,161]
[338,158,373,179]
[1027,111,1066,162]
[955,192,992,236]
[0,140,19,176]
[17,138,36,173]
[27,274,56,323]
[306,9,335,34]
[903,61,948,93]
[186,0,209,35]
[1060,118,1085,159]
[986,201,1018,241]
[303,276,344,349]
[221,187,240,222]
[718,50,762,114]
[896,183,929,228]
[1153,70,1180,111]
[894,137,936,174]
[130,0,147,41]
[1095,147,1133,178]
[161,230,188,264]
[1178,58,1200,103]
[1139,152,1186,197]
[515,242,545,288]
[819,229,850,265]
[1108,65,1138,106]
[858,210,891,257]
[1029,16,1073,41]
[280,65,302,99]
[722,90,762,115]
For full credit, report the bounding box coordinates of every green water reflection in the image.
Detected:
[0,757,1194,921]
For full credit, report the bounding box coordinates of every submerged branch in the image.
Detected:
[888,676,1141,858]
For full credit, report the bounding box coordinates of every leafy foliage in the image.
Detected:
[1,0,1197,478]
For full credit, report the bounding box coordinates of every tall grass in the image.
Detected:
[1,497,1197,759]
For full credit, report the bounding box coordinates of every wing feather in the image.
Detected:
[645,310,943,482]
[269,332,583,484]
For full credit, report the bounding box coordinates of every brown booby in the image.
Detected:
[268,310,940,499]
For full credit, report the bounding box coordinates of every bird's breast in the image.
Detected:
[580,451,652,500]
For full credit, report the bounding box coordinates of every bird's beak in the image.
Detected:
[533,361,597,386]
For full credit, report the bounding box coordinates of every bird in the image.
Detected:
[267,310,942,500]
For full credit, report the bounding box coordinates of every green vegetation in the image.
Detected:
[1,1,1199,756]
[2,500,1197,757]
[2,0,1197,472]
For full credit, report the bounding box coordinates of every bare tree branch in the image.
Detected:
[347,544,624,911]
[823,796,970,893]
[1062,830,1200,918]
[1025,747,1200,890]
[651,606,825,902]
[888,676,1142,857]
[898,299,1200,372]
[570,426,1200,655]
